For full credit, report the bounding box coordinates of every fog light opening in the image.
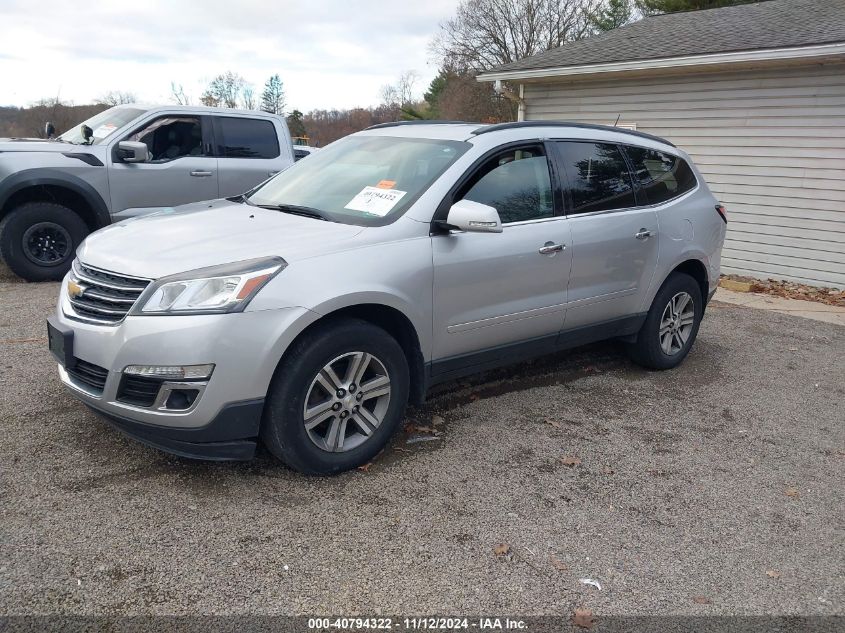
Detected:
[165,389,200,411]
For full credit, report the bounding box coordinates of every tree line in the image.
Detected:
[0,0,756,142]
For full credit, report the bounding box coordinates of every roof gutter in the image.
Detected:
[477,42,845,82]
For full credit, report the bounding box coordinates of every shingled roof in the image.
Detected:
[480,0,845,77]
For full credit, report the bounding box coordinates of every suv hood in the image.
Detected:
[76,199,366,279]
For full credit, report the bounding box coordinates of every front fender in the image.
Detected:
[0,167,111,227]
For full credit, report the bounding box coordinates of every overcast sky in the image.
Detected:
[0,0,459,111]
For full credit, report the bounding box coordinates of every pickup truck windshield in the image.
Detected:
[58,106,147,145]
[248,135,469,225]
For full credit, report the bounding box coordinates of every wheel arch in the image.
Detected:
[671,258,710,309]
[270,302,427,407]
[0,169,111,231]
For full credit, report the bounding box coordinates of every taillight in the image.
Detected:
[715,204,727,223]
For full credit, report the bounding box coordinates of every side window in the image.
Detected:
[126,116,203,162]
[217,117,279,159]
[555,141,636,214]
[624,145,697,205]
[458,145,554,224]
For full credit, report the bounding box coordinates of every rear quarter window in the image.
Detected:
[624,146,697,205]
[216,117,280,159]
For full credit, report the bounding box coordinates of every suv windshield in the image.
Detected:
[248,135,469,225]
[58,106,147,145]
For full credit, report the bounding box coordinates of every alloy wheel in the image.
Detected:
[303,351,392,452]
[659,291,695,356]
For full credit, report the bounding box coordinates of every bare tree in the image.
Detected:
[430,0,600,71]
[96,91,137,106]
[201,71,249,108]
[380,70,420,108]
[170,82,191,105]
[242,86,256,110]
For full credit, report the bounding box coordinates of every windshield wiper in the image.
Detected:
[258,203,330,221]
[227,193,253,205]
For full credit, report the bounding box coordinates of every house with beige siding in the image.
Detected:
[478,0,845,288]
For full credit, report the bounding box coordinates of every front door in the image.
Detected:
[108,114,218,215]
[431,144,572,372]
[551,140,659,331]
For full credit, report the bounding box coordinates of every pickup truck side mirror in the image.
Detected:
[444,199,503,233]
[117,141,149,163]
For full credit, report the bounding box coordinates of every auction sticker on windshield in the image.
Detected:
[345,186,407,216]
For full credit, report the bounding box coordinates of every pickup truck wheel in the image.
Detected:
[627,272,703,370]
[261,318,409,475]
[0,202,89,281]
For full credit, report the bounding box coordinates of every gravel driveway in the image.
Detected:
[1,275,842,619]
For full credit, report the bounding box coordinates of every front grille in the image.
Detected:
[66,359,109,394]
[116,375,163,408]
[66,260,151,325]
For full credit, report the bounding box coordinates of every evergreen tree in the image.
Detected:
[591,0,634,32]
[261,74,286,115]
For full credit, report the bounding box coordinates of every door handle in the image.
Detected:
[190,170,213,177]
[635,229,654,240]
[538,242,565,255]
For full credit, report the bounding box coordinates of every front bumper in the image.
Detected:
[86,398,264,460]
[49,301,314,460]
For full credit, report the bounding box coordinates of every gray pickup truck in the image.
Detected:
[0,104,294,281]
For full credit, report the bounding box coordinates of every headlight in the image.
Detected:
[134,257,286,315]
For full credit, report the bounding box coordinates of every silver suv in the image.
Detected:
[48,121,727,474]
[0,105,293,281]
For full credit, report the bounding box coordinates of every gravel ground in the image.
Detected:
[0,274,843,618]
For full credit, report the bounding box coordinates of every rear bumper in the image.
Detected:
[86,398,264,461]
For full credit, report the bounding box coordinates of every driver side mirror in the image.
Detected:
[117,141,149,163]
[444,199,502,233]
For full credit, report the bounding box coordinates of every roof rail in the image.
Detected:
[365,120,473,130]
[471,121,676,147]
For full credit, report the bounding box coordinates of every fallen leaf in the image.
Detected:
[602,466,615,475]
[431,415,445,427]
[766,570,781,579]
[692,596,712,605]
[560,456,582,467]
[492,543,510,557]
[393,447,412,453]
[357,463,373,473]
[549,554,568,571]
[785,487,800,498]
[469,393,480,401]
[583,365,599,374]
[571,608,596,630]
[543,418,562,429]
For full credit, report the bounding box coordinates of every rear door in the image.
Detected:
[551,140,659,331]
[431,143,572,369]
[108,114,218,215]
[212,115,290,196]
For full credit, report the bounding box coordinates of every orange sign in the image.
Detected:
[376,180,396,189]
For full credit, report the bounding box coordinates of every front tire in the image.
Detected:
[261,318,410,475]
[628,272,703,370]
[0,202,89,281]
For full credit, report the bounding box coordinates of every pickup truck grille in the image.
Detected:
[66,260,152,325]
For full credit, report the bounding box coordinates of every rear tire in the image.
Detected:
[0,202,89,281]
[627,272,703,370]
[261,318,410,475]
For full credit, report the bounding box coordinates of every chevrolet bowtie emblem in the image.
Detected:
[67,280,85,298]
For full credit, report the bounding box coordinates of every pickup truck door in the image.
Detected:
[107,114,218,218]
[212,116,294,197]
